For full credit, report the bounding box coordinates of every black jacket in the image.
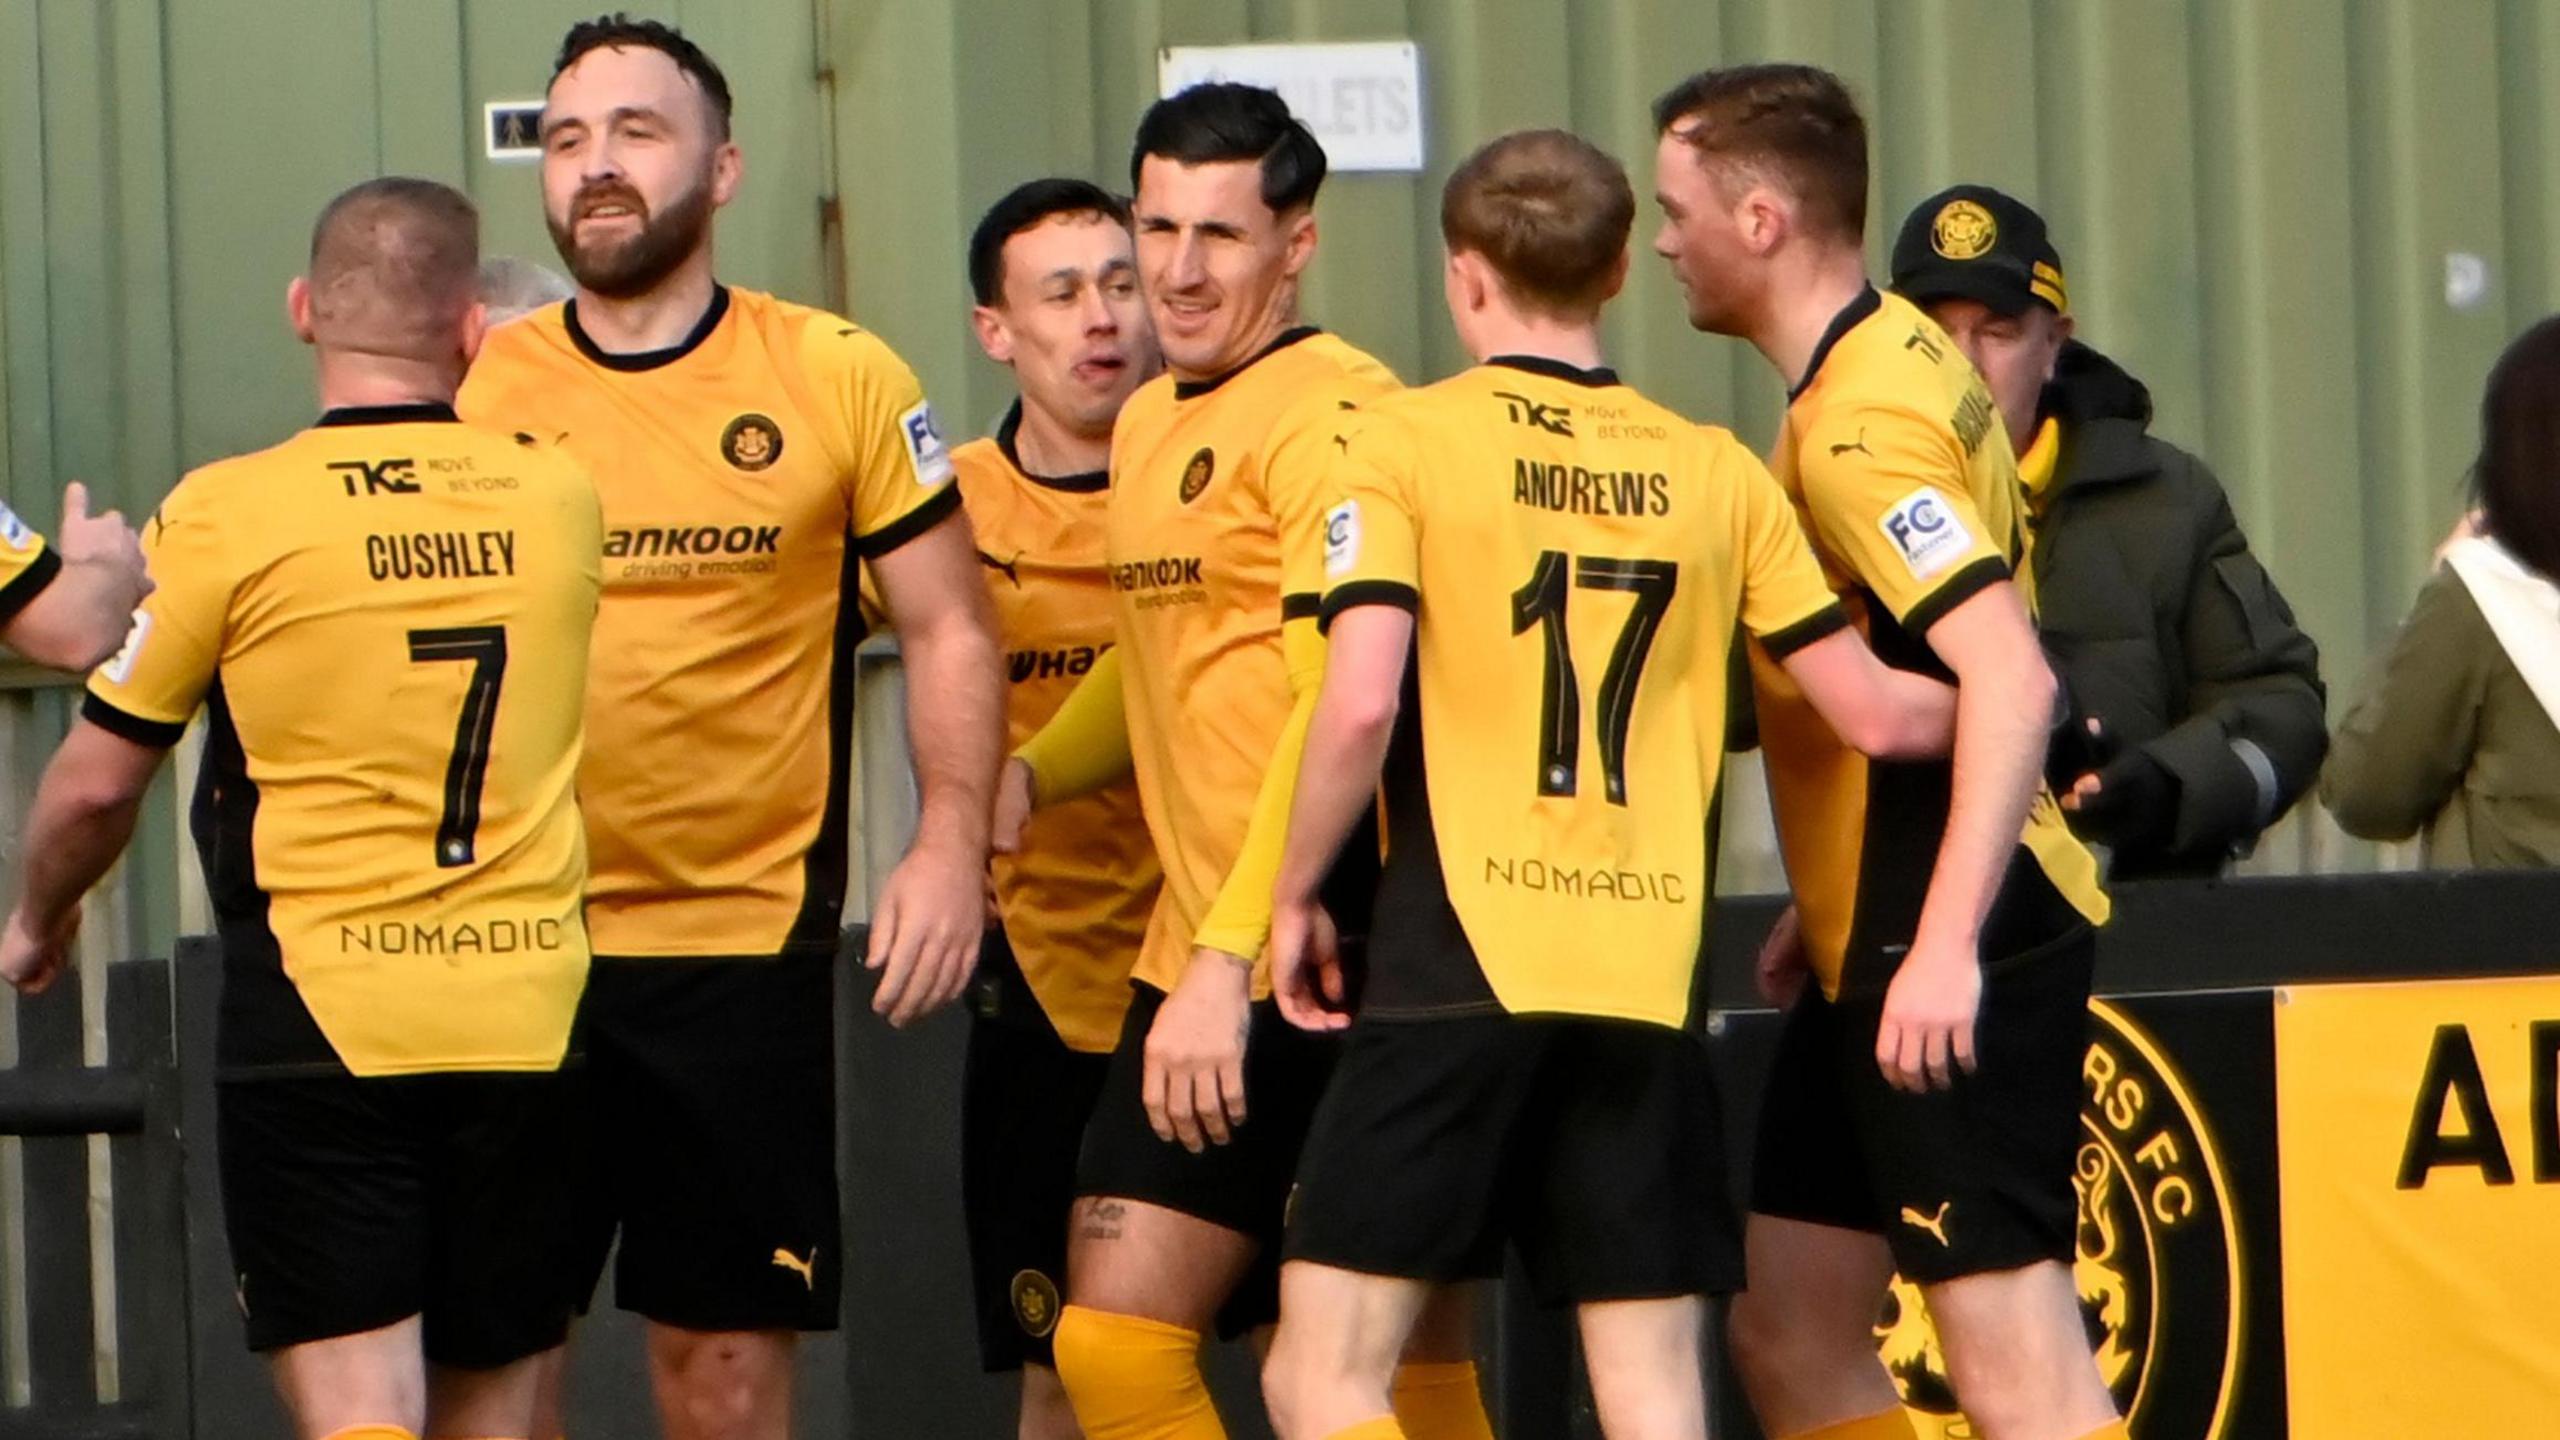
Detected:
[2033,341,2327,878]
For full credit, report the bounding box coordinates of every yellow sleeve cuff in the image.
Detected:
[1014,646,1134,806]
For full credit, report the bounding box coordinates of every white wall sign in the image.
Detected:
[485,101,545,162]
[1158,42,1425,174]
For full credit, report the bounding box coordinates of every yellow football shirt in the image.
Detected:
[1755,288,2108,999]
[1325,357,1844,1028]
[954,408,1159,1053]
[459,287,960,959]
[1106,328,1398,994]
[85,404,600,1076]
[0,498,60,628]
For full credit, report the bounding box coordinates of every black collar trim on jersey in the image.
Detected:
[316,402,459,427]
[563,284,731,372]
[995,401,1110,493]
[1487,354,1620,388]
[1172,324,1322,400]
[1789,285,1883,402]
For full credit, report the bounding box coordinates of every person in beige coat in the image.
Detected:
[2325,316,2560,867]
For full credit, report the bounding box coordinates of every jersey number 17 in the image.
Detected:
[1510,551,1678,807]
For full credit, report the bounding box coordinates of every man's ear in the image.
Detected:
[287,276,317,346]
[972,305,1016,366]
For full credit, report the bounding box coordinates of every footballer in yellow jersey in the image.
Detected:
[1265,130,1954,1438]
[950,181,1163,1427]
[1001,86,1487,1440]
[1657,66,2130,1440]
[1,179,599,1436]
[454,21,1002,1408]
[0,482,153,674]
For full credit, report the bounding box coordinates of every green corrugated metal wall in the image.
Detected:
[836,0,2560,877]
[3,0,2556,958]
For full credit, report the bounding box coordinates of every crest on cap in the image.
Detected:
[1931,199,1997,261]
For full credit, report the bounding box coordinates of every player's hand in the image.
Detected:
[0,906,79,996]
[1756,904,1810,1008]
[1143,948,1253,1152]
[54,482,152,607]
[864,838,982,1028]
[1271,899,1349,1032]
[1875,940,1982,1094]
[990,758,1037,856]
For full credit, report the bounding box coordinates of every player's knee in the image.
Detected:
[1727,1288,1848,1391]
[1050,1305,1216,1438]
[647,1330,787,1439]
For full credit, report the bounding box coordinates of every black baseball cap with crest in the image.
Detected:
[1890,184,2069,317]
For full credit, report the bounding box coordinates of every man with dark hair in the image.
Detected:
[1652,66,2124,1440]
[953,175,1162,1440]
[993,84,1485,1440]
[460,15,1003,1440]
[1889,184,2326,878]
[2,176,602,1440]
[1258,128,1955,1440]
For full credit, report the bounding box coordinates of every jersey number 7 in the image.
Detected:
[407,625,508,868]
[1510,551,1678,806]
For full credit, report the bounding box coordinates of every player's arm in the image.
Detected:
[4,487,221,992]
[0,724,167,993]
[1797,403,2047,1094]
[1271,603,1409,1031]
[1729,443,1956,760]
[1147,395,1389,1151]
[2,484,154,672]
[866,509,1004,1027]
[1271,414,1420,1031]
[997,646,1134,851]
[837,338,1004,1029]
[1777,629,1957,760]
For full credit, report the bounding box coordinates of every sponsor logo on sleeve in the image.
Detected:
[0,501,32,550]
[900,400,953,487]
[1878,487,1975,583]
[100,611,153,686]
[1324,500,1361,578]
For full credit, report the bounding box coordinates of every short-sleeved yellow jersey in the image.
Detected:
[1324,357,1844,1029]
[0,498,60,627]
[954,407,1159,1053]
[458,287,961,959]
[1106,328,1398,994]
[1755,288,2108,998]
[84,405,600,1077]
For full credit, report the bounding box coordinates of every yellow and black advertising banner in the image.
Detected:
[2274,976,2560,1434]
[1863,990,2290,1439]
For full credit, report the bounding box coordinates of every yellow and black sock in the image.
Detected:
[1050,1304,1226,1440]
[1389,1360,1493,1440]
[1786,1409,1920,1440]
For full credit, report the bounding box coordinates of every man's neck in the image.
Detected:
[574,258,719,354]
[1012,398,1111,478]
[314,352,458,413]
[1748,250,1873,391]
[1468,312,1606,372]
[1170,291,1301,386]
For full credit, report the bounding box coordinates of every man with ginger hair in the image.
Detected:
[1651,64,2120,1440]
[1258,128,1955,1440]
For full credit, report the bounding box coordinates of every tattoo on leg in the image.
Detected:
[1079,1200,1126,1242]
